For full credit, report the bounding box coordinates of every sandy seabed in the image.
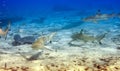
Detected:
[0,46,120,71]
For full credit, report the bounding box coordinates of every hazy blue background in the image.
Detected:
[0,0,120,18]
[0,0,120,20]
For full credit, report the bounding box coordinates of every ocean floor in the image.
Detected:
[0,10,120,71]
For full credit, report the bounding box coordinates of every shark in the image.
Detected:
[31,32,56,50]
[69,29,108,46]
[82,10,116,23]
[19,51,43,61]
[0,21,11,39]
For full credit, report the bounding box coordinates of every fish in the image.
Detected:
[82,10,116,23]
[0,21,11,39]
[70,29,108,45]
[31,32,56,50]
[19,51,43,61]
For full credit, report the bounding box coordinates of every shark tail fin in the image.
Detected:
[96,32,108,44]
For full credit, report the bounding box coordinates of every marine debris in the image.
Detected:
[0,21,11,39]
[82,10,116,23]
[69,29,107,46]
[32,32,56,50]
[12,34,35,46]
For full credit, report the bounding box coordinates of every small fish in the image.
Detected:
[31,32,56,50]
[0,21,11,39]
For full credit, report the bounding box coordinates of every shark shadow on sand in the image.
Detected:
[49,21,83,32]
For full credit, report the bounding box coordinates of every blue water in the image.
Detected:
[1,0,120,69]
[1,0,120,17]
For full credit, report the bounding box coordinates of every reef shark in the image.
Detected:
[69,29,107,46]
[82,11,116,23]
[31,32,56,50]
[0,22,10,39]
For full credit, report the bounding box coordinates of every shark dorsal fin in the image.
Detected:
[96,9,101,15]
[80,29,84,35]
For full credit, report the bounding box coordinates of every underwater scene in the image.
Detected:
[0,0,120,71]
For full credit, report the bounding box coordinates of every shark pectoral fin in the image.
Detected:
[44,46,54,51]
[18,52,28,60]
[93,19,98,24]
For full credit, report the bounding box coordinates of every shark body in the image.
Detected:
[31,32,56,50]
[70,29,107,45]
[82,10,116,23]
[0,22,10,39]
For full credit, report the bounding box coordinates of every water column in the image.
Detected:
[0,0,8,24]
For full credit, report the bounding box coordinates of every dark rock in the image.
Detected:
[21,36,35,44]
[14,34,21,41]
[12,34,35,46]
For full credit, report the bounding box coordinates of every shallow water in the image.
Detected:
[0,0,120,71]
